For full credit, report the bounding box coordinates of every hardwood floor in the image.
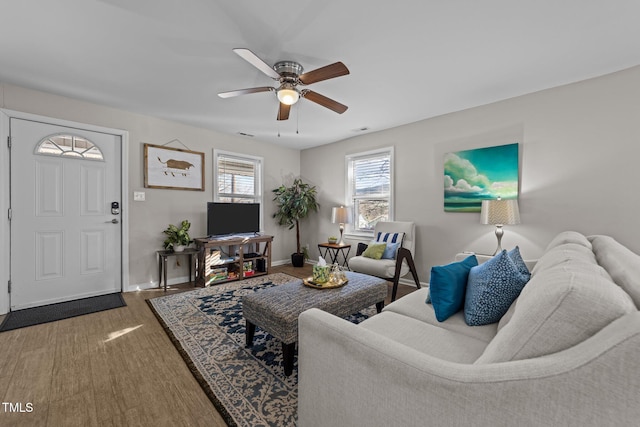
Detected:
[0,265,416,426]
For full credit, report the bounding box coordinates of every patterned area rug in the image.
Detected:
[146,273,377,427]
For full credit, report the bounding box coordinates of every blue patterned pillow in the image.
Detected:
[507,246,531,279]
[427,255,478,322]
[376,232,405,259]
[464,250,530,326]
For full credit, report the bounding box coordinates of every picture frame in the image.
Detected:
[144,143,205,191]
[444,143,519,212]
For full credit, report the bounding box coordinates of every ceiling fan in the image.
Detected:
[218,48,350,121]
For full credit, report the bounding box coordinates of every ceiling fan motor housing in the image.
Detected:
[274,61,304,80]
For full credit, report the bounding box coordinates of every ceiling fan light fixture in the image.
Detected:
[277,86,300,105]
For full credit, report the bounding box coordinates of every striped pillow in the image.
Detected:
[376,232,405,259]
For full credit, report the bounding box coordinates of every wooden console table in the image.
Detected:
[194,235,273,287]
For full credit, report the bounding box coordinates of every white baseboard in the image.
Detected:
[126,275,191,292]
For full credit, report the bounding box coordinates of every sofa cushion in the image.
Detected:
[531,243,599,276]
[545,230,592,251]
[359,311,488,363]
[590,235,640,309]
[475,264,637,363]
[427,254,478,322]
[464,250,530,326]
[383,288,498,343]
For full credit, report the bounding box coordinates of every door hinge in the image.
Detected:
[7,136,11,148]
[7,280,11,294]
[7,208,11,221]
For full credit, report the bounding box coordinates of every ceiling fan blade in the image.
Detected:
[299,62,349,85]
[277,103,291,121]
[218,86,273,98]
[233,48,281,80]
[302,90,348,114]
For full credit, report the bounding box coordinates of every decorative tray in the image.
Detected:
[303,276,348,289]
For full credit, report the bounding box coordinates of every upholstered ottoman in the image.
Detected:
[242,271,387,375]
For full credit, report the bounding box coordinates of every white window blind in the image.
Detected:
[214,150,262,204]
[346,147,393,233]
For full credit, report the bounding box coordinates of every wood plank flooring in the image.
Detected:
[0,264,416,426]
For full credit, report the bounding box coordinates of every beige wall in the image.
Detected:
[300,66,640,283]
[2,64,640,302]
[0,83,301,294]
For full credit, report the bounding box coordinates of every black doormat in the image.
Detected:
[0,293,126,332]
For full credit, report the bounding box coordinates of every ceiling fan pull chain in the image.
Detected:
[296,103,300,134]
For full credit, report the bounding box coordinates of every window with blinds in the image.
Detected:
[346,147,394,232]
[214,150,263,204]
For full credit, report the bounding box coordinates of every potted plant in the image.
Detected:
[163,219,192,252]
[272,178,319,267]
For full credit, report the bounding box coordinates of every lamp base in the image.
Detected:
[492,225,504,255]
[338,224,345,246]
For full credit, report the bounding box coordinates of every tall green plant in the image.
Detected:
[272,178,319,255]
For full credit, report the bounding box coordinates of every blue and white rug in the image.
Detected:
[147,273,377,427]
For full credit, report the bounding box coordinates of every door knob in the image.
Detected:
[106,218,119,224]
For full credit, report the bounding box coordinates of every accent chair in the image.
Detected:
[348,221,421,301]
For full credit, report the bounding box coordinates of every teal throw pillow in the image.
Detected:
[427,255,478,322]
[464,250,530,326]
[362,242,386,260]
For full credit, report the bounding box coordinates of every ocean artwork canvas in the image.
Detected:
[444,143,519,212]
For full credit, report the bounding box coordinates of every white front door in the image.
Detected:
[10,118,122,310]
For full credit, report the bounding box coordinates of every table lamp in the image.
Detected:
[480,197,520,255]
[331,206,351,245]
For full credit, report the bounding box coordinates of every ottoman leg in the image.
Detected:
[245,321,256,347]
[376,301,384,313]
[282,342,296,376]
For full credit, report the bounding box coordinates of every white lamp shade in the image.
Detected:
[331,206,351,224]
[480,198,520,225]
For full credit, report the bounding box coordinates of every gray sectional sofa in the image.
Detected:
[298,231,640,426]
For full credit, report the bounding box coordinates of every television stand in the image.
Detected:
[194,234,273,287]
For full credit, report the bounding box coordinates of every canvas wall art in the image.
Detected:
[144,144,205,191]
[444,143,519,212]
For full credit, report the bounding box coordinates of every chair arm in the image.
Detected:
[356,242,369,256]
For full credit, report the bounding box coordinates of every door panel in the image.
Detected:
[10,118,122,309]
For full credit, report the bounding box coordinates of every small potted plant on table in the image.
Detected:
[163,219,192,252]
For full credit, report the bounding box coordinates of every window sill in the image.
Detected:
[344,232,374,242]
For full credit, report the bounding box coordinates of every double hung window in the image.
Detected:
[346,147,394,233]
[214,150,263,205]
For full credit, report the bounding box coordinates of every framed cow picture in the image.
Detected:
[144,143,205,191]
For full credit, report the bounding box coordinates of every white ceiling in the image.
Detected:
[2,0,640,149]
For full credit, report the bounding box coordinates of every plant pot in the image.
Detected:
[291,252,305,267]
[174,245,186,252]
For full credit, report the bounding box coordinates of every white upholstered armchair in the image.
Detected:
[348,221,421,301]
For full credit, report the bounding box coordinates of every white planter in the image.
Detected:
[173,245,185,252]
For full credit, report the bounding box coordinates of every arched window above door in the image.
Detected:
[35,134,104,161]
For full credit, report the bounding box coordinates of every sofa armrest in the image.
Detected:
[298,308,640,427]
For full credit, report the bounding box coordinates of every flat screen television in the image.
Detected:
[207,202,261,236]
